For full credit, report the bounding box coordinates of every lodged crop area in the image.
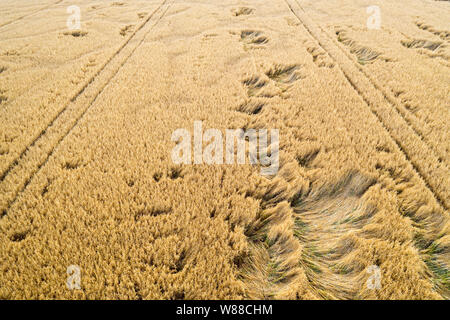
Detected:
[0,0,448,299]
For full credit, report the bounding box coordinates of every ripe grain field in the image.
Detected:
[0,0,448,300]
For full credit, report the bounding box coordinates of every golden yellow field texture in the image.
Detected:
[0,0,448,299]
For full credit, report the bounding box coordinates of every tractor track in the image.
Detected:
[318,13,449,168]
[284,0,449,210]
[0,0,64,30]
[0,0,174,217]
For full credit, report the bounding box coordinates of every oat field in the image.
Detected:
[0,0,448,300]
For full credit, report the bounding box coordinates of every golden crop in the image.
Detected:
[0,0,448,299]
